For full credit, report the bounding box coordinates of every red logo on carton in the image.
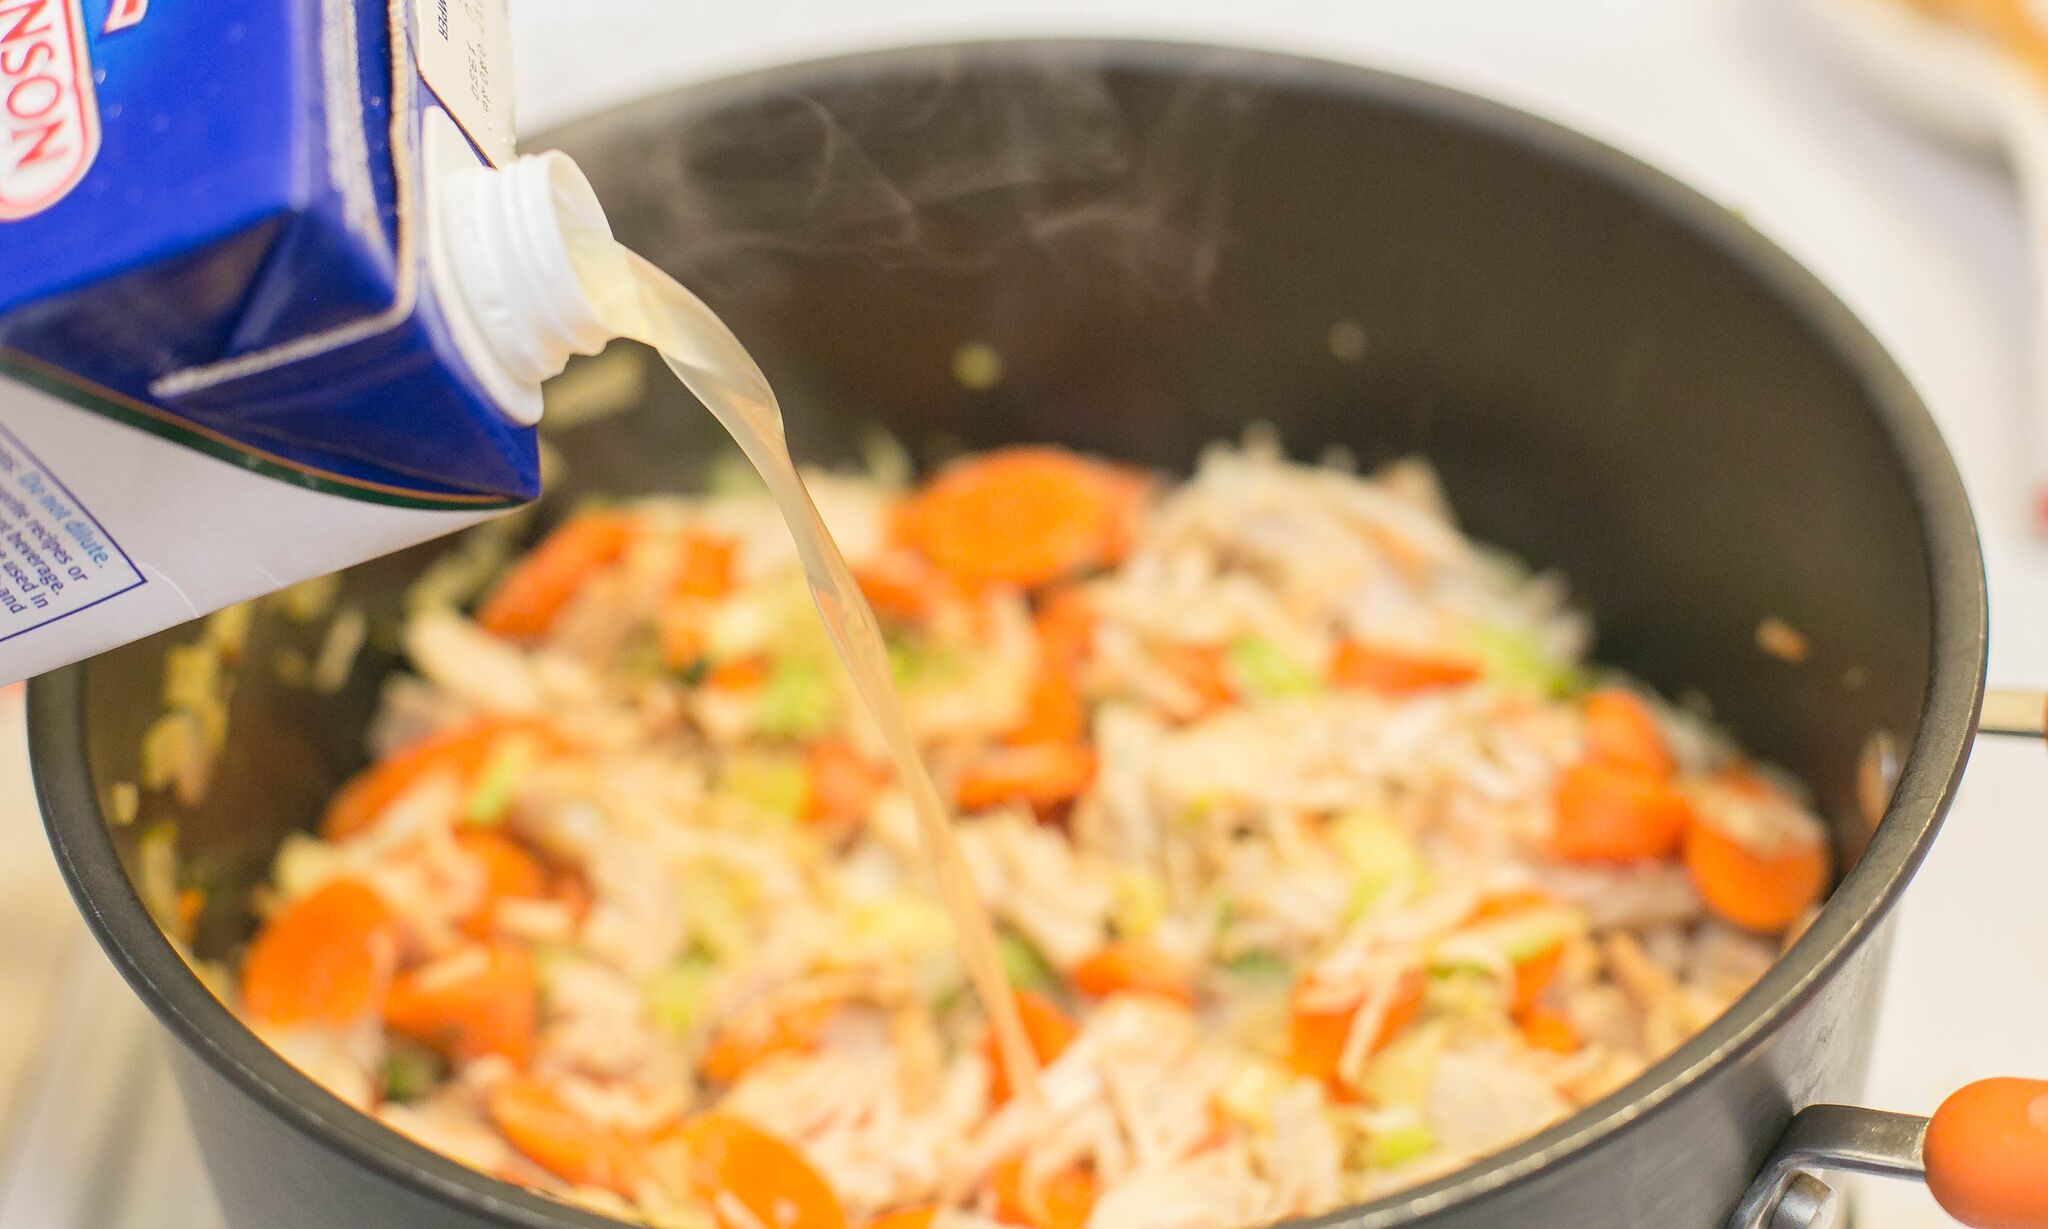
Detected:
[0,0,99,221]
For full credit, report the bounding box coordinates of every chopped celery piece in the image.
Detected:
[755,657,837,737]
[677,868,755,960]
[1109,866,1168,939]
[1227,635,1320,701]
[1464,623,1585,698]
[996,929,1057,991]
[1220,949,1292,981]
[1431,907,1584,972]
[851,893,953,960]
[464,738,532,826]
[645,955,716,1035]
[380,1043,446,1104]
[1369,1122,1438,1168]
[719,753,806,822]
[886,633,968,690]
[1357,1021,1446,1108]
[1423,967,1508,1019]
[1328,810,1423,917]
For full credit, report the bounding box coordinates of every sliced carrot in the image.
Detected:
[1158,643,1235,716]
[1328,639,1481,695]
[1034,587,1095,672]
[1683,818,1829,933]
[955,743,1097,814]
[1011,669,1087,746]
[241,879,400,1029]
[487,1075,647,1196]
[801,739,889,827]
[321,716,554,841]
[895,447,1137,588]
[1582,688,1674,777]
[672,532,737,600]
[705,654,771,692]
[1285,969,1425,1086]
[854,553,955,623]
[476,513,638,641]
[1467,888,1559,923]
[549,865,594,924]
[990,1157,1097,1229]
[700,997,841,1085]
[663,1112,846,1229]
[986,991,1078,1105]
[1510,944,1564,1020]
[1550,761,1692,862]
[1069,940,1193,1007]
[175,886,206,940]
[1094,466,1153,566]
[1520,1008,1581,1054]
[240,885,393,1024]
[453,829,548,938]
[384,941,539,1067]
[864,1207,937,1229]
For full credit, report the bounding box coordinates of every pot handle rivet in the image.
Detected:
[1729,1092,2048,1229]
[1767,1173,1838,1229]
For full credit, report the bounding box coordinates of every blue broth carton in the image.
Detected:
[0,0,605,680]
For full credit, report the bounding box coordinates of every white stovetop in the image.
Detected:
[2,2,2044,1226]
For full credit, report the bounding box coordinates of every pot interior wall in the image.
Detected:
[78,43,1932,963]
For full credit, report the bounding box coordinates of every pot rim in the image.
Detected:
[27,35,1988,1229]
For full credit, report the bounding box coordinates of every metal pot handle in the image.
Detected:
[1728,690,2048,1229]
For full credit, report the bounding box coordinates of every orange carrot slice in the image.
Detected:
[1328,639,1481,695]
[1158,643,1235,716]
[1286,970,1425,1086]
[1034,587,1095,672]
[321,716,553,841]
[1683,817,1829,933]
[705,654,771,692]
[476,513,638,641]
[384,941,539,1067]
[990,1157,1098,1229]
[1550,761,1691,862]
[672,532,737,600]
[1520,1008,1581,1054]
[240,879,400,1029]
[700,997,841,1085]
[549,865,594,925]
[665,1112,846,1229]
[854,553,956,623]
[487,1075,647,1196]
[955,743,1097,813]
[1070,941,1193,1007]
[986,991,1077,1105]
[895,448,1139,588]
[864,1207,937,1229]
[1011,669,1087,746]
[801,739,889,827]
[1924,1078,2048,1229]
[1464,891,1567,1018]
[1510,944,1565,1020]
[1582,688,1674,777]
[453,829,548,938]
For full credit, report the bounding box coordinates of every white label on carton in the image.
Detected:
[0,422,144,642]
[413,0,515,165]
[0,379,497,683]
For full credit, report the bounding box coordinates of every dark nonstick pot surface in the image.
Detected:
[29,38,1983,1229]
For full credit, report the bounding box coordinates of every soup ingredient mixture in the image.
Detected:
[230,432,1830,1229]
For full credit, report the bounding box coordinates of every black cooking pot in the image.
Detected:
[28,38,1997,1229]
